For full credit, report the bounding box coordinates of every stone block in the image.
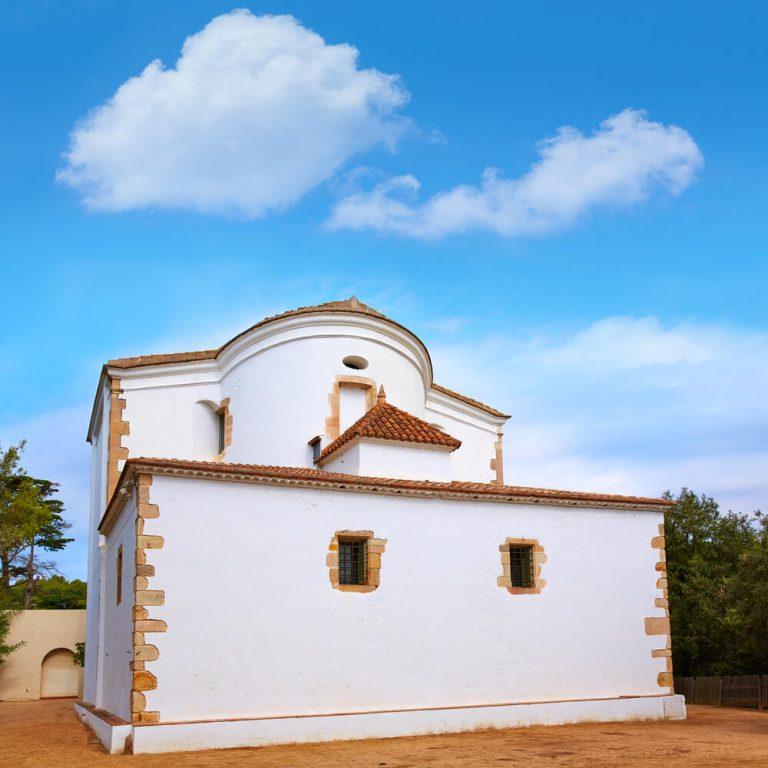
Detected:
[135,619,167,633]
[644,616,670,635]
[134,644,159,662]
[133,670,157,691]
[135,590,164,607]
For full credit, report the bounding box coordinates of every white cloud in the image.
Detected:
[328,109,703,238]
[530,316,713,371]
[431,317,768,513]
[58,10,409,217]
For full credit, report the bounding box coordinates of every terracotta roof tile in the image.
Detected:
[107,297,387,369]
[317,388,461,462]
[100,457,671,531]
[104,296,509,420]
[106,349,218,369]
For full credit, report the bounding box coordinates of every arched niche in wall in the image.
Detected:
[40,647,79,698]
[192,399,232,460]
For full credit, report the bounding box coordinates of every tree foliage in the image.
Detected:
[0,442,73,608]
[0,593,23,665]
[666,488,768,676]
[6,576,86,610]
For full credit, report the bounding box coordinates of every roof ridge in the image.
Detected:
[106,297,390,369]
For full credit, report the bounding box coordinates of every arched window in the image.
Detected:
[217,409,226,454]
[193,399,233,460]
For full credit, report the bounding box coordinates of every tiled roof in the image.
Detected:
[104,296,509,420]
[100,457,671,530]
[107,297,389,369]
[106,349,219,369]
[317,388,462,462]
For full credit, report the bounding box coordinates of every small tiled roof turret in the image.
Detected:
[317,386,461,463]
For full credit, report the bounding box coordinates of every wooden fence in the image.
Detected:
[674,675,768,709]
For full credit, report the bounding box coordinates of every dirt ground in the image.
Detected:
[2,699,768,768]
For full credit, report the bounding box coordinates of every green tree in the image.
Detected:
[0,443,72,608]
[0,593,23,665]
[728,513,768,673]
[29,577,86,609]
[665,488,762,676]
[0,442,31,591]
[17,477,72,608]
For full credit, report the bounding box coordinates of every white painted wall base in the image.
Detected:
[78,695,686,755]
[73,702,132,754]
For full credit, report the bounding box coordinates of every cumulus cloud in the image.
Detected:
[529,316,713,371]
[57,10,409,217]
[430,317,768,512]
[328,109,703,238]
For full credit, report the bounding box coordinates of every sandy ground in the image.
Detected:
[2,699,768,767]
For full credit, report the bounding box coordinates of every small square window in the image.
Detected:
[338,538,368,585]
[508,545,534,588]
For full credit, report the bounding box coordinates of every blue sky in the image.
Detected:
[0,1,766,579]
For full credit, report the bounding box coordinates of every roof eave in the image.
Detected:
[103,458,672,516]
[86,366,109,444]
[429,384,510,421]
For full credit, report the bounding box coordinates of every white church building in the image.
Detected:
[76,298,683,754]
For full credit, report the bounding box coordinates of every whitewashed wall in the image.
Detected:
[84,380,110,704]
[140,475,665,723]
[324,441,452,481]
[86,311,507,715]
[99,495,136,721]
[220,326,426,467]
[122,382,222,462]
[425,400,499,483]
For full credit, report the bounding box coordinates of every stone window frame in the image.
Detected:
[213,398,233,462]
[497,538,547,595]
[327,530,387,593]
[325,376,378,440]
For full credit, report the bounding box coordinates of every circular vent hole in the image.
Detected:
[343,355,369,370]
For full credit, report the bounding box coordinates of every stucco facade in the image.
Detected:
[0,610,85,701]
[79,299,683,754]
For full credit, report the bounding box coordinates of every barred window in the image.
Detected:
[509,545,534,588]
[338,538,368,585]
